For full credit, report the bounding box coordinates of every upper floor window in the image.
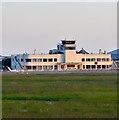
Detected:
[91,58,95,61]
[86,58,90,61]
[38,59,42,62]
[54,58,57,62]
[21,59,23,62]
[43,58,47,62]
[26,59,31,62]
[102,58,106,61]
[48,58,53,62]
[106,58,109,61]
[97,58,101,61]
[33,59,37,62]
[82,58,85,62]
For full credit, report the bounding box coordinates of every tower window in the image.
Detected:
[65,47,75,50]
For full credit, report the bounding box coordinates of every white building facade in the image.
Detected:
[11,40,113,71]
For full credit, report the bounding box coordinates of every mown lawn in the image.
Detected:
[2,73,117,118]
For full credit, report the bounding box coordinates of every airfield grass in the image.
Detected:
[2,73,117,118]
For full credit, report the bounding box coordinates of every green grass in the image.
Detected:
[2,73,117,118]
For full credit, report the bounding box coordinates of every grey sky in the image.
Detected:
[2,2,117,55]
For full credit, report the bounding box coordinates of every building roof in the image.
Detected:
[77,48,89,54]
[108,49,119,61]
[108,49,119,54]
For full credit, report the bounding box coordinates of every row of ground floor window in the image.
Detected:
[23,64,112,71]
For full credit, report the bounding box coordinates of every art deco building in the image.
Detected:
[11,39,113,71]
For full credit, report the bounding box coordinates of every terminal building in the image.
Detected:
[11,39,113,71]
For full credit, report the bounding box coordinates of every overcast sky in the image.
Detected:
[2,2,117,55]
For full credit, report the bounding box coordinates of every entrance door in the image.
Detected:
[67,65,75,70]
[78,65,80,69]
[61,65,64,70]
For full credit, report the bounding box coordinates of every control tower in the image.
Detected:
[61,39,77,63]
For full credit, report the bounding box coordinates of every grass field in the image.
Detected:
[2,73,117,118]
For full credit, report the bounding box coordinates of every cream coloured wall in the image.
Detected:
[65,50,82,63]
[80,54,112,65]
[11,39,113,71]
[80,54,113,70]
[80,53,112,59]
[28,54,61,63]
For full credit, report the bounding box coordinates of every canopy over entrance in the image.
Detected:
[57,62,82,70]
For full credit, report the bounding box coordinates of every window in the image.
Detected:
[107,65,109,68]
[82,58,85,62]
[106,58,109,61]
[38,59,42,62]
[21,59,23,62]
[102,58,106,61]
[102,65,106,68]
[86,65,90,69]
[65,47,75,50]
[67,65,75,67]
[43,58,47,62]
[92,65,96,69]
[97,58,101,61]
[54,65,58,70]
[43,66,47,70]
[78,65,80,69]
[49,65,53,70]
[86,58,90,61]
[97,65,101,69]
[33,59,37,62]
[33,66,37,70]
[91,58,95,61]
[48,58,53,62]
[38,66,42,70]
[26,66,31,70]
[54,58,57,62]
[83,65,85,69]
[26,59,31,62]
[61,65,64,70]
